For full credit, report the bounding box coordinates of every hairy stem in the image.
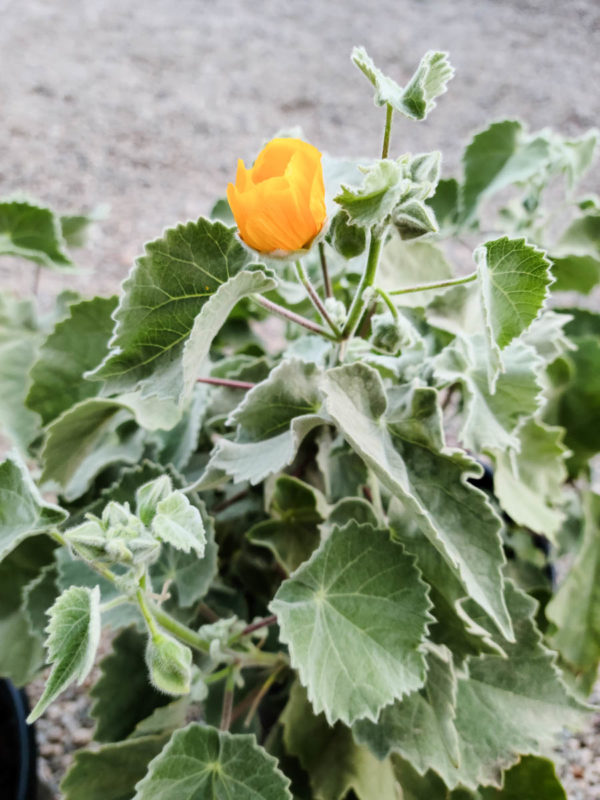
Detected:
[295,260,341,337]
[252,294,338,341]
[388,271,477,296]
[220,668,236,731]
[341,227,385,340]
[376,287,399,320]
[381,103,394,159]
[228,614,278,646]
[318,241,333,298]
[196,376,255,390]
[150,603,211,652]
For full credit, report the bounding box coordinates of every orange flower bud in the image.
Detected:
[227,138,327,255]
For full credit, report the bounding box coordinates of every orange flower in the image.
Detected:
[227,137,327,255]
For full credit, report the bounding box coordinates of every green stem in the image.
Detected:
[295,260,341,337]
[341,227,385,340]
[318,242,332,298]
[252,294,338,341]
[137,587,161,639]
[204,666,232,685]
[388,271,477,296]
[99,595,129,614]
[150,603,211,653]
[244,664,286,727]
[376,287,399,320]
[381,104,394,159]
[220,668,236,731]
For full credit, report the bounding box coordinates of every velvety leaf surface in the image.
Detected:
[322,364,511,639]
[133,725,292,800]
[88,218,275,402]
[475,237,553,368]
[28,584,101,722]
[355,584,585,789]
[546,492,600,688]
[271,522,431,725]
[0,452,66,560]
[61,735,169,800]
[281,681,398,800]
[0,199,72,267]
[26,295,118,425]
[352,47,454,120]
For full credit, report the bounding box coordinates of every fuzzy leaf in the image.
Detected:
[40,398,146,501]
[352,47,453,121]
[322,364,511,639]
[434,336,543,454]
[195,360,324,487]
[459,121,552,223]
[61,735,169,800]
[334,160,405,227]
[493,419,568,539]
[475,237,552,381]
[247,475,323,574]
[550,253,600,294]
[0,199,72,268]
[355,583,584,790]
[0,328,41,451]
[0,536,56,685]
[88,218,275,403]
[271,522,430,725]
[151,492,206,556]
[90,627,171,742]
[546,492,600,687]
[133,725,292,800]
[281,681,399,800]
[28,584,101,722]
[26,295,118,425]
[0,452,66,560]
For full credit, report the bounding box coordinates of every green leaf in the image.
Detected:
[393,198,438,239]
[334,160,405,228]
[0,199,72,268]
[427,178,459,230]
[546,492,600,688]
[151,492,206,556]
[0,536,56,685]
[281,681,399,800]
[26,295,118,425]
[195,360,324,487]
[475,237,552,380]
[28,584,101,722]
[459,121,552,223]
[355,583,584,790]
[321,364,511,639]
[352,47,454,121]
[90,626,171,742]
[271,521,430,725]
[40,398,146,501]
[434,336,543,454]
[133,724,292,799]
[88,218,275,403]
[556,211,600,258]
[247,475,324,574]
[550,253,600,294]
[61,735,169,800]
[493,419,568,539]
[0,339,41,455]
[0,452,66,560]
[354,643,460,776]
[151,511,217,608]
[393,755,567,800]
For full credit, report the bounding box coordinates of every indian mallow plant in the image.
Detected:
[0,46,599,799]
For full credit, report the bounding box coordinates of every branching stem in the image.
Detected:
[318,241,333,298]
[252,294,338,341]
[295,260,341,337]
[388,272,477,296]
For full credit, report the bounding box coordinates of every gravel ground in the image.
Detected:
[2,0,600,797]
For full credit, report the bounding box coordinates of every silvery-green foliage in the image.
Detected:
[2,45,598,800]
